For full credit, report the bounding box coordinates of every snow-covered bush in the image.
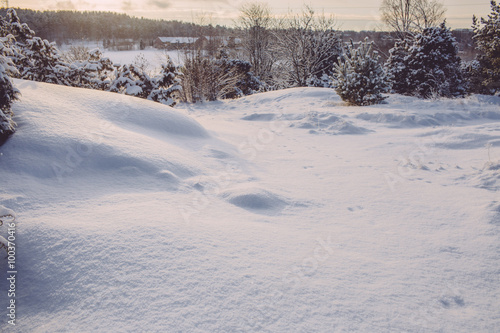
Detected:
[66,48,114,90]
[109,64,154,97]
[147,60,182,106]
[333,39,390,106]
[0,36,19,145]
[61,45,91,63]
[471,1,500,95]
[180,50,260,103]
[215,49,261,99]
[132,53,150,74]
[109,57,181,107]
[386,22,465,98]
[17,37,69,85]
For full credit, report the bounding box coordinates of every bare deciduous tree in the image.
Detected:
[61,45,90,63]
[180,50,246,103]
[413,0,446,29]
[380,0,446,40]
[236,2,274,81]
[274,6,341,87]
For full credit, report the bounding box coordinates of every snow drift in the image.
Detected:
[0,82,499,332]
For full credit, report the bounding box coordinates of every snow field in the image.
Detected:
[0,81,499,332]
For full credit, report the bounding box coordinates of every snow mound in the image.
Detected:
[290,111,371,135]
[468,161,500,191]
[0,80,229,206]
[435,134,500,150]
[356,111,441,127]
[233,87,338,114]
[459,160,500,192]
[356,94,500,128]
[4,80,209,179]
[2,84,500,332]
[241,113,277,121]
[221,186,288,215]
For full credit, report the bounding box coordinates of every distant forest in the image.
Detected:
[0,8,477,60]
[0,8,233,43]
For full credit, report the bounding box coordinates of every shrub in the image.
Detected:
[334,39,390,106]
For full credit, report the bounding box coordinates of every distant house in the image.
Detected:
[154,37,207,50]
[114,39,135,51]
[203,36,242,49]
[225,36,242,49]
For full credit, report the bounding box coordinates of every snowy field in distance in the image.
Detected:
[0,79,499,331]
[102,48,184,69]
[59,40,184,73]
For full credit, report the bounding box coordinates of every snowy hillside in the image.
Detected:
[1,80,499,332]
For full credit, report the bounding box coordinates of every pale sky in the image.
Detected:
[9,0,493,30]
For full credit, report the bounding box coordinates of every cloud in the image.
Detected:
[53,0,76,10]
[147,0,171,9]
[50,0,95,10]
[122,0,134,11]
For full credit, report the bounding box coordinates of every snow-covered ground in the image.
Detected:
[1,79,499,332]
[60,41,183,73]
[102,48,184,69]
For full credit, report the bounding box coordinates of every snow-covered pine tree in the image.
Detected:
[19,37,70,85]
[405,22,465,98]
[5,9,34,42]
[3,8,35,72]
[109,59,181,107]
[0,36,20,145]
[385,40,412,95]
[472,0,500,94]
[147,58,182,106]
[66,48,114,90]
[0,9,69,86]
[108,64,145,96]
[333,38,390,106]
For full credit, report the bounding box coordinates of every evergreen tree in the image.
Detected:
[333,39,390,106]
[109,58,181,107]
[472,1,500,94]
[0,9,34,77]
[5,9,34,43]
[407,22,465,98]
[147,59,182,106]
[385,40,412,94]
[66,48,114,90]
[0,36,20,145]
[18,37,70,85]
[108,64,147,97]
[386,22,465,98]
[0,9,69,86]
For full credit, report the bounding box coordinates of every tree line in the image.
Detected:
[0,8,231,43]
